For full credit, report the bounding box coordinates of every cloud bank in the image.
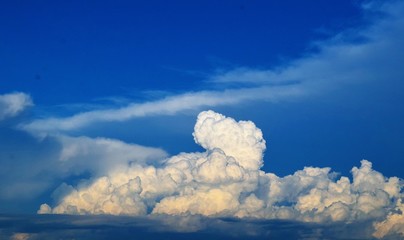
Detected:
[0,213,378,240]
[38,111,404,238]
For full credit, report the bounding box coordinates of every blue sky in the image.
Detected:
[1,0,404,239]
[1,0,363,104]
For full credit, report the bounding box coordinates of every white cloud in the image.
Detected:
[209,1,404,96]
[39,110,404,238]
[22,86,302,133]
[193,110,266,171]
[3,0,401,237]
[56,135,168,176]
[0,92,33,121]
[20,1,404,134]
[0,132,167,201]
[373,199,404,238]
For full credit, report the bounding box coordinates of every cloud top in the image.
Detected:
[193,110,266,170]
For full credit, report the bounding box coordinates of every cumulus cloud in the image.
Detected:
[0,92,32,121]
[373,199,404,238]
[39,110,404,238]
[193,110,266,170]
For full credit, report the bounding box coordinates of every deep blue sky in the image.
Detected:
[1,0,404,216]
[1,0,363,104]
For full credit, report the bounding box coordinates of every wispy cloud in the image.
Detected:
[21,86,302,133]
[0,92,32,121]
[0,132,167,201]
[21,0,404,134]
[56,134,168,175]
[209,2,404,92]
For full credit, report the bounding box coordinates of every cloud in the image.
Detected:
[38,110,404,238]
[0,130,167,201]
[11,233,32,240]
[192,110,266,171]
[373,199,404,238]
[21,86,302,133]
[0,92,32,121]
[209,1,404,93]
[20,0,404,134]
[2,0,404,238]
[0,213,378,240]
[55,135,168,176]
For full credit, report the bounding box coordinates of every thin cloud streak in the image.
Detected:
[21,1,404,134]
[210,2,404,92]
[21,86,302,133]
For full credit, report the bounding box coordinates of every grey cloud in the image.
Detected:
[0,214,382,240]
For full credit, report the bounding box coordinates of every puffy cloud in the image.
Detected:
[0,92,32,121]
[153,188,240,216]
[41,176,147,215]
[39,110,404,238]
[263,160,402,224]
[39,111,264,215]
[373,200,404,239]
[193,110,266,170]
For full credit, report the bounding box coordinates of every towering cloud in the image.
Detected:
[0,92,32,121]
[39,111,404,238]
[193,110,266,171]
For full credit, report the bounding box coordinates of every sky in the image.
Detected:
[1,0,404,239]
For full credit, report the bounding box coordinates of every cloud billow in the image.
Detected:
[38,110,404,238]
